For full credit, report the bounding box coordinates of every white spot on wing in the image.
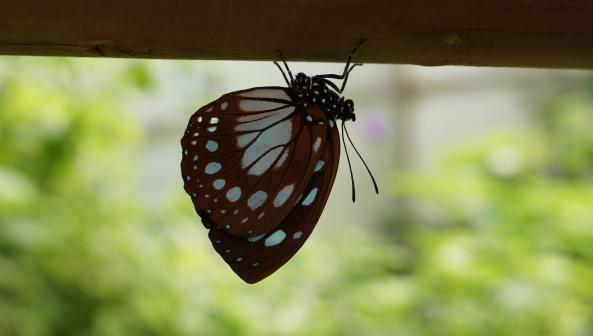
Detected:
[220,102,228,110]
[247,191,268,210]
[273,184,294,207]
[264,230,287,247]
[207,126,217,132]
[239,88,291,101]
[210,117,220,124]
[313,137,322,152]
[226,187,241,202]
[293,231,303,239]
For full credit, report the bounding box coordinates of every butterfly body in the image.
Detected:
[292,73,356,123]
[181,43,374,283]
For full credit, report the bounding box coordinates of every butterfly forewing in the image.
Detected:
[208,115,340,283]
[181,87,327,238]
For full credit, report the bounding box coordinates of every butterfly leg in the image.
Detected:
[314,40,365,93]
[317,63,362,93]
[339,63,363,92]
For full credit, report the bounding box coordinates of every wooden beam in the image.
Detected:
[1,1,593,69]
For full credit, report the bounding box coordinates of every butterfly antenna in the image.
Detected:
[343,123,379,194]
[276,50,294,84]
[351,39,366,57]
[274,61,290,86]
[341,121,357,202]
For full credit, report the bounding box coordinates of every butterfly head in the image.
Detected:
[337,99,356,122]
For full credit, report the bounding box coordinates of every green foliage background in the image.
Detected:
[1,58,593,335]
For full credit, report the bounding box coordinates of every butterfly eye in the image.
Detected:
[345,99,354,110]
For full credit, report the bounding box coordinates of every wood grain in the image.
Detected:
[1,1,593,68]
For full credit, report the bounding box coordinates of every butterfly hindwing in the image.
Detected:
[208,112,340,283]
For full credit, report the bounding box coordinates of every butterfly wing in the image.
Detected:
[208,112,340,283]
[181,87,326,238]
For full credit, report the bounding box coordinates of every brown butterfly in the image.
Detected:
[181,41,377,283]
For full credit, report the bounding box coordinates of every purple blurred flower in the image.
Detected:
[360,110,391,142]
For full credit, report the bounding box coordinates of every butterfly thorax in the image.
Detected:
[291,72,355,123]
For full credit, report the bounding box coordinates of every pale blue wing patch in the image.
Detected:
[273,184,295,207]
[314,160,325,173]
[205,162,222,175]
[247,233,266,242]
[226,186,242,202]
[248,147,284,176]
[212,179,226,190]
[241,118,293,174]
[238,88,291,101]
[264,229,287,247]
[235,106,294,132]
[237,108,289,123]
[206,140,219,152]
[247,191,268,210]
[239,100,287,112]
[237,132,258,148]
[301,188,318,206]
[274,149,289,169]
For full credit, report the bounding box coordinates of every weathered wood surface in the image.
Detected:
[1,1,593,68]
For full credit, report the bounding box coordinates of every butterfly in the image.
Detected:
[180,40,378,283]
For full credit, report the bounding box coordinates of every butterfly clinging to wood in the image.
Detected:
[180,40,378,283]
